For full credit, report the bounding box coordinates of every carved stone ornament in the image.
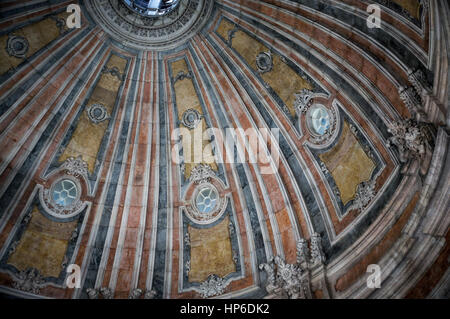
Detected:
[128,288,157,299]
[294,89,314,114]
[87,287,113,299]
[310,232,326,265]
[189,164,215,184]
[408,68,431,98]
[398,85,427,121]
[349,179,377,212]
[61,155,89,178]
[256,51,273,74]
[199,274,229,298]
[129,288,143,299]
[144,290,157,299]
[387,118,433,175]
[6,35,29,59]
[100,287,113,299]
[296,238,309,264]
[181,108,202,129]
[12,268,45,294]
[259,233,326,299]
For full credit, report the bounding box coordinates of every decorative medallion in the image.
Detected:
[256,51,273,74]
[87,104,109,124]
[6,35,29,59]
[85,0,214,50]
[181,108,202,129]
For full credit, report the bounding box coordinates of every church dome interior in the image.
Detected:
[0,0,448,299]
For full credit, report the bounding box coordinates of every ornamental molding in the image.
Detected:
[199,274,229,298]
[85,0,214,50]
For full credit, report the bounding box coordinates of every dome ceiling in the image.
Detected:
[85,0,214,50]
[0,0,448,300]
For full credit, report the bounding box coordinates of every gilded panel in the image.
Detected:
[8,207,77,278]
[319,122,376,205]
[188,216,236,283]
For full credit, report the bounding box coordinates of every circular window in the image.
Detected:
[308,105,331,135]
[122,0,182,17]
[52,179,78,207]
[195,186,219,214]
